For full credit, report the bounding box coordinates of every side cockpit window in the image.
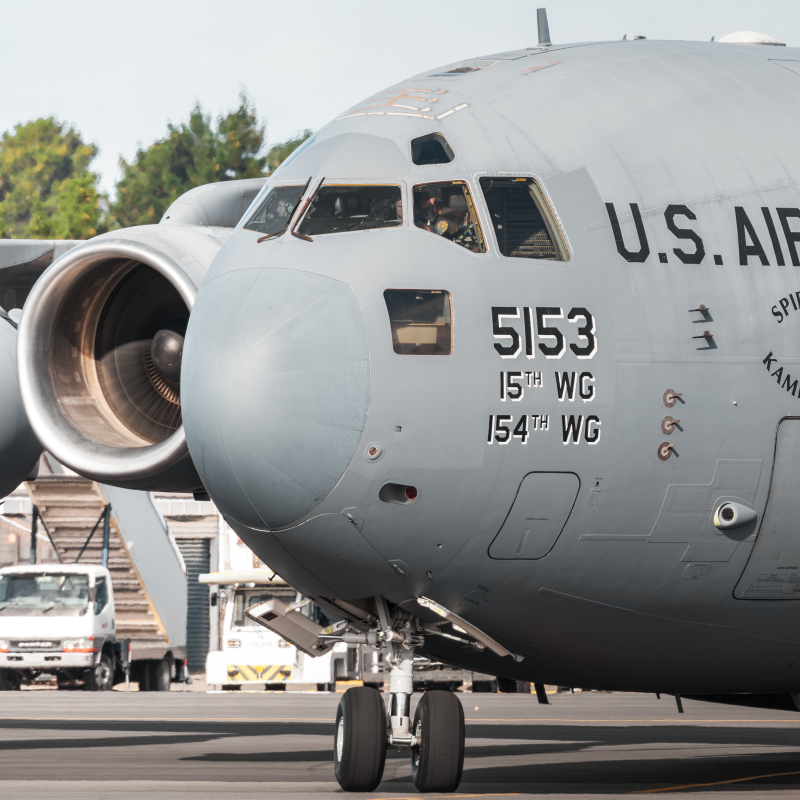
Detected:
[297,185,402,237]
[384,289,452,355]
[479,177,568,261]
[413,181,485,253]
[245,184,308,238]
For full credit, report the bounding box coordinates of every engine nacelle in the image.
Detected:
[17,223,230,491]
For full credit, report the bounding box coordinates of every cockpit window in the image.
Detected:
[245,184,307,238]
[411,133,454,165]
[296,185,402,237]
[479,177,568,261]
[384,289,453,355]
[413,181,485,253]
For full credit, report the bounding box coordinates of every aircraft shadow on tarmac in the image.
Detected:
[3,718,800,791]
[182,749,332,763]
[0,718,332,737]
[456,750,800,792]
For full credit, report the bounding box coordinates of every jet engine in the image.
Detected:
[16,179,265,491]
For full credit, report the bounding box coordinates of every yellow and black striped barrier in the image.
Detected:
[226,664,291,682]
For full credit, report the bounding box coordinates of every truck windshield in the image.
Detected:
[0,573,90,609]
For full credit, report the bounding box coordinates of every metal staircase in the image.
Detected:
[24,476,168,646]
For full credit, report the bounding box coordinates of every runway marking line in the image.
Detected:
[630,768,800,793]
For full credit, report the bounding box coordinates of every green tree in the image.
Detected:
[0,118,104,239]
[266,129,313,174]
[111,95,268,228]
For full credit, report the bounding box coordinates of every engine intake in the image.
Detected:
[18,225,226,489]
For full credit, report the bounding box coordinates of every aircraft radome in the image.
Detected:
[4,11,800,793]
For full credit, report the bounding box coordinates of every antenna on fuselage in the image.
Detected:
[537,7,552,46]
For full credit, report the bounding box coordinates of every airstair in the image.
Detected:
[21,469,187,656]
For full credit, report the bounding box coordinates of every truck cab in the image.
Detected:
[0,564,116,691]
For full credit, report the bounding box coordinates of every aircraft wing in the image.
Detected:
[0,239,81,312]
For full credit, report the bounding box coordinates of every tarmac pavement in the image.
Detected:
[1,688,800,799]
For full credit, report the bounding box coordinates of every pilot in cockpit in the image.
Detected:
[414,184,481,253]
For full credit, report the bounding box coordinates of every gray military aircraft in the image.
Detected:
[3,9,800,792]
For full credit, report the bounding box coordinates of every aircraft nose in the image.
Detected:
[181,267,370,529]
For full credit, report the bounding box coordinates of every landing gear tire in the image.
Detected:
[334,686,387,792]
[0,669,21,691]
[411,690,465,793]
[84,655,113,692]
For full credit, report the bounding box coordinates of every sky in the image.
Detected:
[1,0,797,197]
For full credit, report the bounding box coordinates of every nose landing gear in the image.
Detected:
[334,663,466,794]
[332,596,467,794]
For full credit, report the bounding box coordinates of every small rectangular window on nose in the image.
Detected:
[384,289,452,355]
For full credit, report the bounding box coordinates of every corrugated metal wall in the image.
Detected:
[176,538,210,672]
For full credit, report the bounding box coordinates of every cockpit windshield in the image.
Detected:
[245,184,308,238]
[297,185,402,237]
[413,181,485,253]
[0,573,89,610]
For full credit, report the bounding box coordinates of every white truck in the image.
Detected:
[202,569,358,690]
[0,472,191,692]
[0,563,188,691]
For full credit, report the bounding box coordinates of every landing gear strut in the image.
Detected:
[331,595,470,794]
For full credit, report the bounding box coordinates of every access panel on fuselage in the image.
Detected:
[736,418,800,599]
[489,472,580,559]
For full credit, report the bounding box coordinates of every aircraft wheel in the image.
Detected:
[411,690,465,793]
[333,686,387,791]
[0,669,21,691]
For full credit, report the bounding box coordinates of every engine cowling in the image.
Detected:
[17,223,230,491]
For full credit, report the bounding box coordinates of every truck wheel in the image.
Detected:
[334,686,387,791]
[148,658,171,692]
[411,690,465,793]
[84,655,113,692]
[0,669,21,691]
